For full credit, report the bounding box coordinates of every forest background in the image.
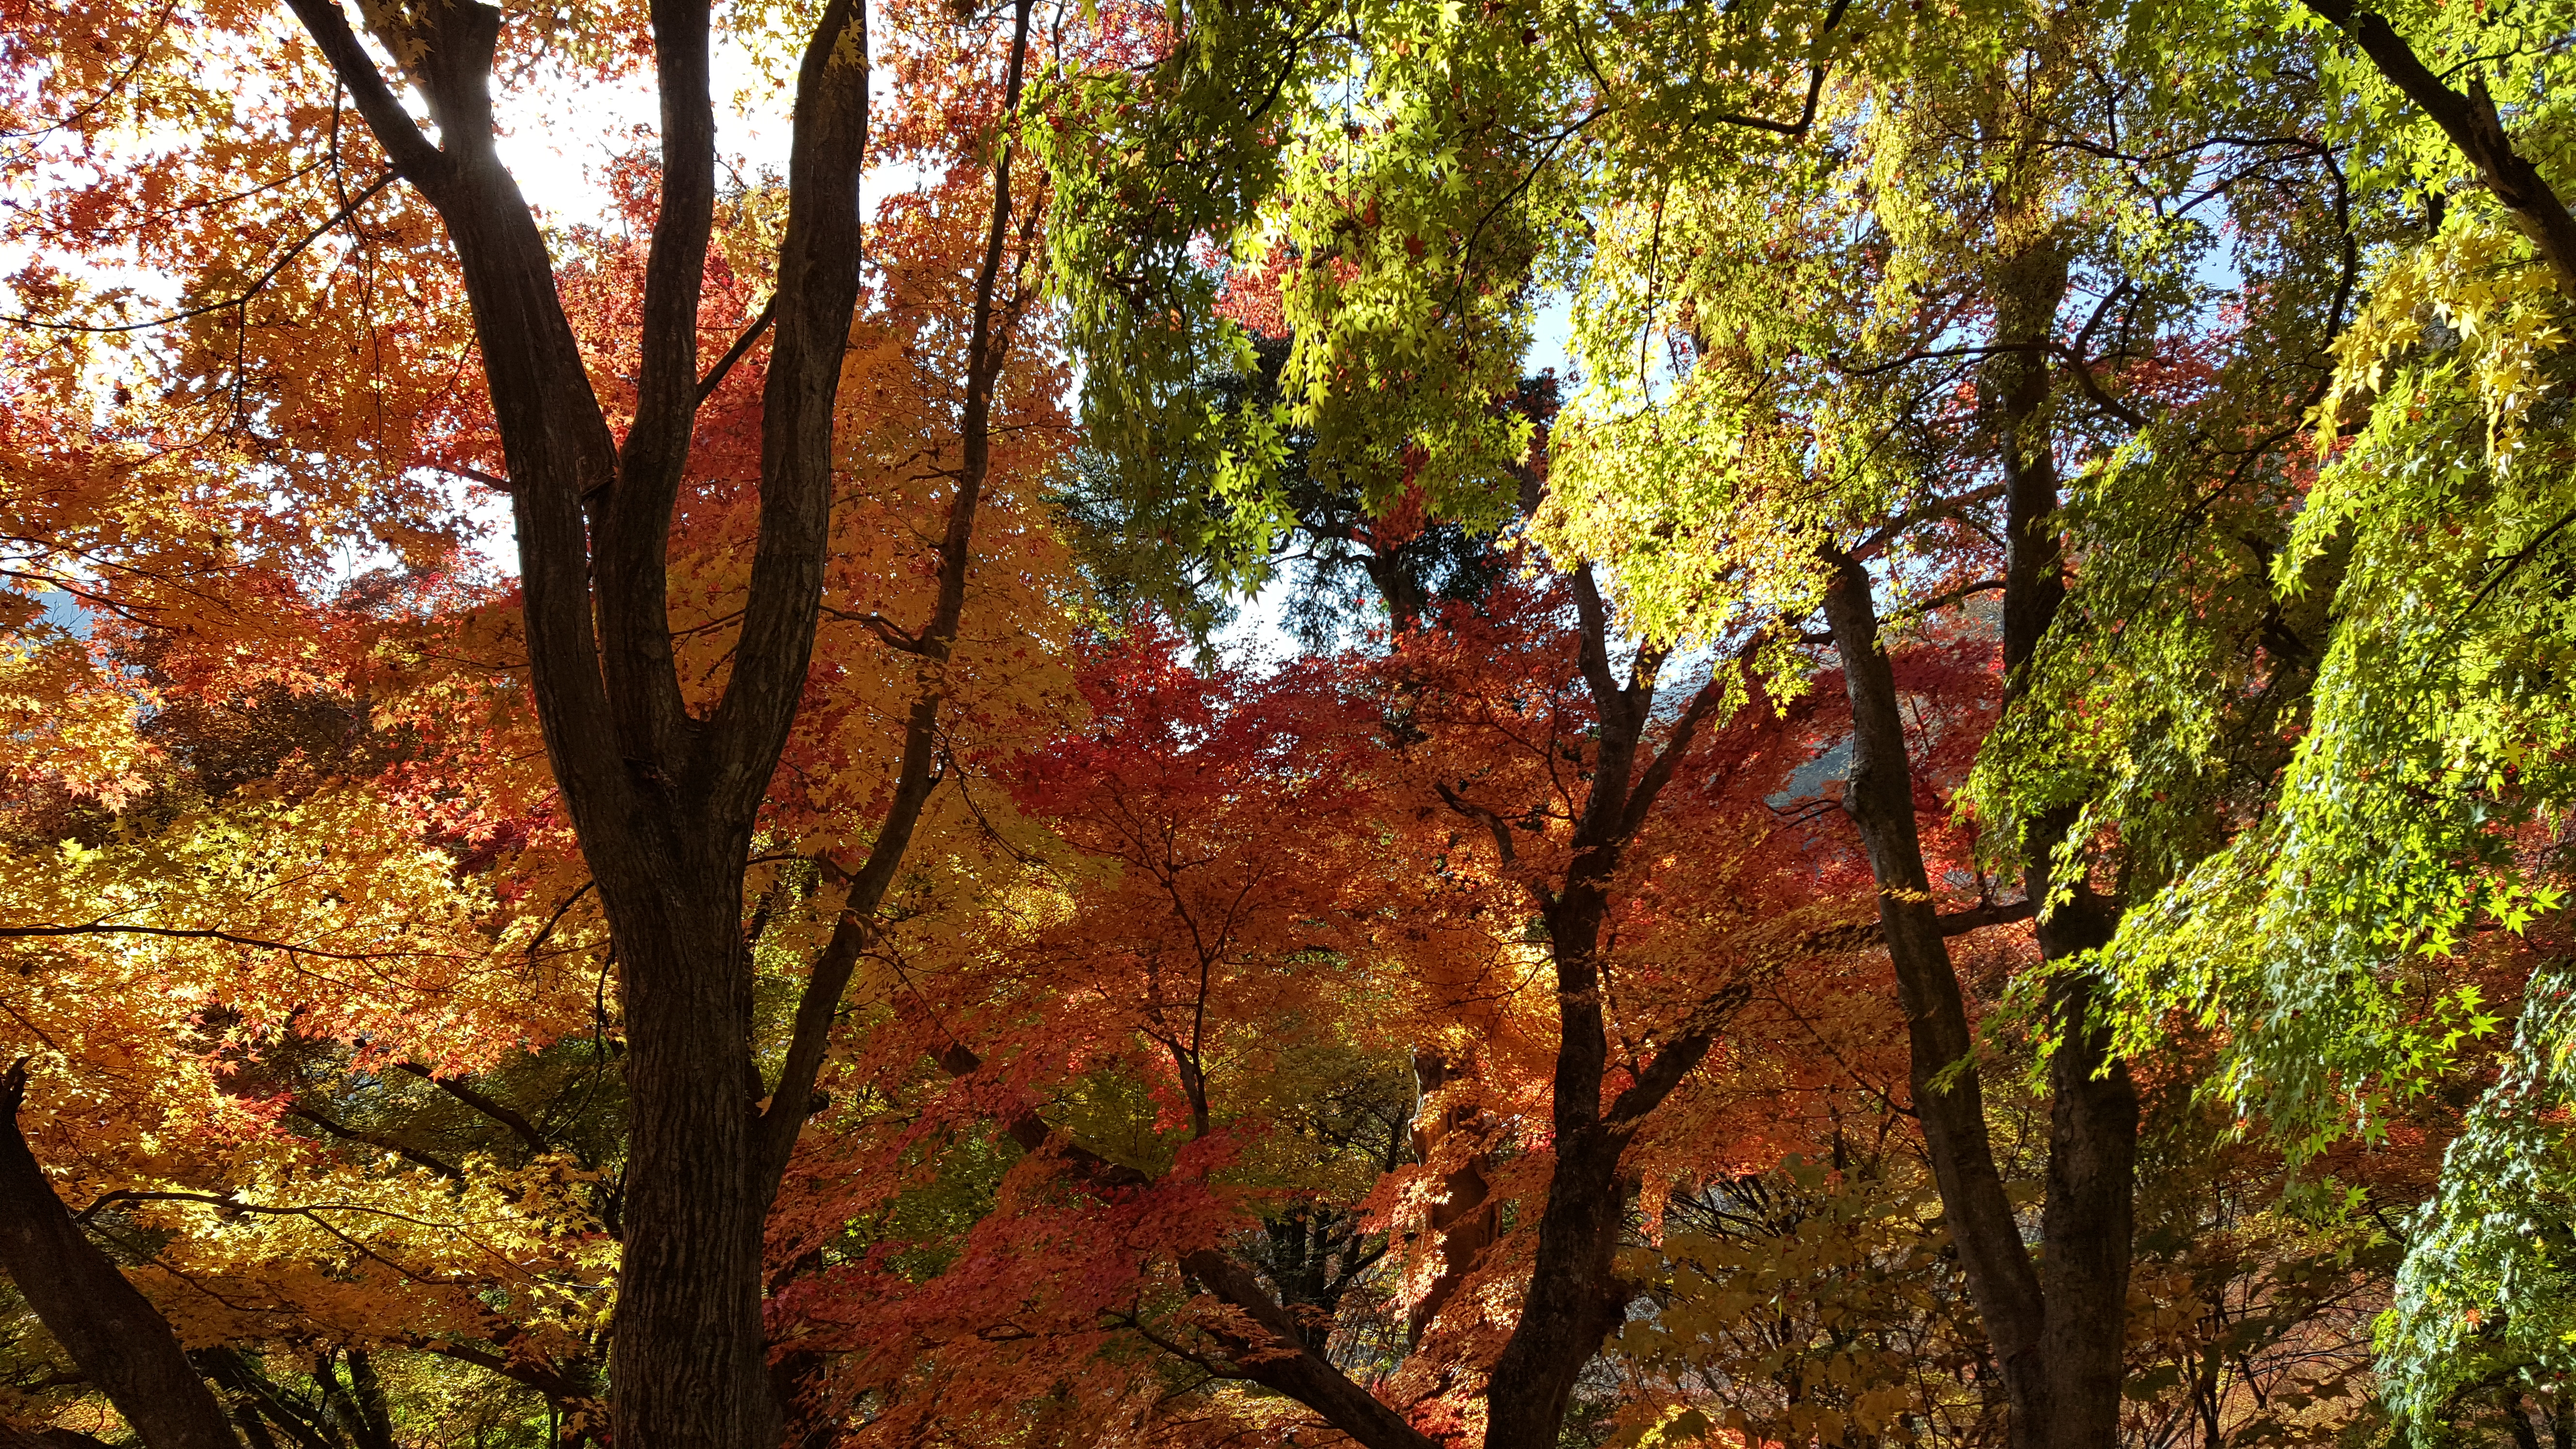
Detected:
[1,0,2572,1446]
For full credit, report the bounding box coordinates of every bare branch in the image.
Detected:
[0,920,465,965]
[694,298,776,402]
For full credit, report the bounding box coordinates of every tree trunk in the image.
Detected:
[2300,0,2576,295]
[1478,572,1738,1449]
[0,1063,242,1449]
[1820,556,2051,1449]
[600,863,774,1449]
[1480,1122,1630,1448]
[1988,212,2140,1449]
[273,0,879,1443]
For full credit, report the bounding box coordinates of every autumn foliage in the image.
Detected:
[5,0,2572,1446]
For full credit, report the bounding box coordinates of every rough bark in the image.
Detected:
[2033,902,2137,1449]
[0,1063,242,1449]
[603,875,774,1449]
[271,0,885,1444]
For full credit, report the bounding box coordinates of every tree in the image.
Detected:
[9,0,2572,1441]
[2031,0,2576,1433]
[0,0,1089,1438]
[1032,1,2432,1445]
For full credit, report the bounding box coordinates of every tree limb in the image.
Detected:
[0,921,458,964]
[0,1062,243,1449]
[2303,0,2576,293]
[274,0,447,185]
[282,1105,467,1183]
[1176,1250,1441,1449]
[694,299,775,402]
[752,0,1033,1193]
[392,1064,552,1157]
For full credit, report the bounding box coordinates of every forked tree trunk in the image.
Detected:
[1817,139,2141,1449]
[270,0,903,1442]
[1472,571,1739,1449]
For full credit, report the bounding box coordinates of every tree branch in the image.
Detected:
[282,1105,467,1183]
[0,921,459,964]
[275,0,446,185]
[282,0,628,805]
[1604,982,1753,1127]
[1175,1250,1442,1449]
[594,0,720,771]
[1617,668,1732,839]
[1936,897,2038,935]
[752,0,1037,1193]
[694,299,775,402]
[1,1062,244,1449]
[2303,0,2576,293]
[1694,0,1852,137]
[692,0,876,813]
[392,1063,551,1157]
[412,1339,593,1402]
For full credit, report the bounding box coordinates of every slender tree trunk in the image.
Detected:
[1820,556,2052,1449]
[0,1063,242,1449]
[1988,215,2140,1449]
[1478,572,1737,1449]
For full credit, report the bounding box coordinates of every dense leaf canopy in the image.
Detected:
[2,0,2575,1446]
